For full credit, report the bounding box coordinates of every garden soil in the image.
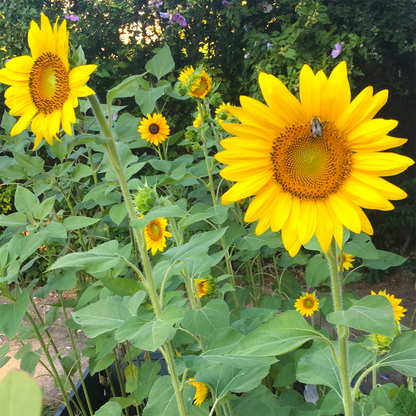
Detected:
[0,270,414,410]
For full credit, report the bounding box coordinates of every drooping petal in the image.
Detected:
[353,153,414,176]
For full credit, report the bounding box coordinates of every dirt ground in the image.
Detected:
[0,269,415,412]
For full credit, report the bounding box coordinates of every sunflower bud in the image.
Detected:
[367,333,392,353]
[133,184,159,215]
[194,275,218,298]
[175,81,188,96]
[209,92,222,108]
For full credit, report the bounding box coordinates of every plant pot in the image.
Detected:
[55,351,167,416]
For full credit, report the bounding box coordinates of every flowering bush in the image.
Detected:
[0,9,415,416]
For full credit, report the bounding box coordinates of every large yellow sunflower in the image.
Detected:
[144,217,172,255]
[295,292,319,317]
[371,290,407,324]
[178,66,195,84]
[0,14,96,149]
[138,113,170,146]
[188,377,209,406]
[215,62,414,256]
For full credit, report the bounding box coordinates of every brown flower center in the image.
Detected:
[29,52,69,114]
[271,123,353,200]
[148,220,162,241]
[149,123,160,134]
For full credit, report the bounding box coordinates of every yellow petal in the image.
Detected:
[350,170,408,200]
[245,181,279,222]
[353,153,414,176]
[328,193,361,234]
[258,72,307,125]
[270,191,292,232]
[310,70,327,120]
[350,204,373,235]
[297,199,317,245]
[281,197,301,251]
[220,122,274,143]
[348,118,398,145]
[324,200,344,248]
[351,136,407,152]
[221,172,273,202]
[299,64,315,120]
[10,106,37,136]
[220,164,272,181]
[314,200,333,253]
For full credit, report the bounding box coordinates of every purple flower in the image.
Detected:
[172,12,187,27]
[148,0,163,9]
[65,14,79,22]
[159,11,170,19]
[331,42,343,58]
[222,0,231,6]
[266,42,273,51]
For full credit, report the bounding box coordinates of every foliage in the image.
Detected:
[0,8,415,416]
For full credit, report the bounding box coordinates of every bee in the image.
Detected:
[310,117,326,138]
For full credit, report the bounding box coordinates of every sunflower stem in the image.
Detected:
[89,94,187,416]
[325,240,354,416]
[198,102,239,308]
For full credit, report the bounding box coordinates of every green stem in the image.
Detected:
[325,240,354,416]
[59,291,93,416]
[245,261,257,306]
[409,376,414,393]
[126,343,141,416]
[89,94,187,416]
[25,312,75,416]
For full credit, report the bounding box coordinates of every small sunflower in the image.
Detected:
[215,62,414,256]
[189,377,209,406]
[178,66,195,84]
[194,277,217,298]
[189,69,212,99]
[371,290,407,324]
[138,113,170,146]
[295,292,319,317]
[193,112,201,128]
[0,14,96,149]
[144,217,172,255]
[338,252,355,271]
[215,102,232,125]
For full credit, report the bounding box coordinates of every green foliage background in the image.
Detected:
[0,0,415,250]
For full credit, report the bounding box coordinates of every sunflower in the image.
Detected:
[178,66,195,84]
[215,62,414,256]
[295,293,319,317]
[194,277,217,298]
[189,69,212,99]
[138,113,170,146]
[371,290,407,323]
[193,112,201,128]
[215,102,232,125]
[338,252,355,271]
[0,14,96,149]
[188,377,209,406]
[144,217,172,255]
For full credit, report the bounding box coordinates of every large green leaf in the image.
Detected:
[379,331,416,376]
[196,364,271,400]
[182,299,230,338]
[231,385,282,416]
[304,254,329,289]
[95,401,124,416]
[390,387,416,416]
[131,360,161,405]
[100,277,145,297]
[107,74,145,115]
[0,369,42,416]
[297,340,372,397]
[231,310,322,357]
[14,185,39,213]
[343,233,379,259]
[363,250,407,270]
[143,376,194,416]
[327,295,395,337]
[132,305,184,351]
[135,88,166,115]
[235,228,282,251]
[73,293,146,338]
[0,213,27,227]
[0,292,30,339]
[145,44,175,79]
[63,216,100,230]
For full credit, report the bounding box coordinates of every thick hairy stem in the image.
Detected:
[325,240,354,416]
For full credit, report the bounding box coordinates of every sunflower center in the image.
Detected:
[193,76,208,94]
[149,123,160,134]
[149,221,162,240]
[304,299,314,308]
[29,52,70,114]
[271,123,353,200]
